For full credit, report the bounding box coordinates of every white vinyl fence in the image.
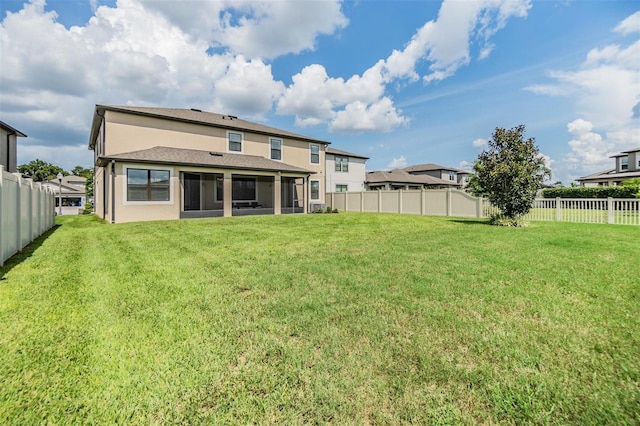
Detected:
[327,190,640,226]
[1,166,56,267]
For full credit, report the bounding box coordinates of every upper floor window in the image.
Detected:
[270,138,282,160]
[127,168,170,201]
[621,156,628,171]
[228,132,242,152]
[336,184,348,192]
[310,144,320,164]
[449,171,455,181]
[335,156,349,172]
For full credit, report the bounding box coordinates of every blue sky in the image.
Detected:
[1,0,638,184]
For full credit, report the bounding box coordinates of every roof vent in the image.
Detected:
[209,152,223,157]
[190,108,202,112]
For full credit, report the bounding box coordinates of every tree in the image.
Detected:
[473,125,549,224]
[18,159,66,182]
[70,165,92,178]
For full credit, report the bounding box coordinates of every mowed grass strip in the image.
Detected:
[0,213,638,425]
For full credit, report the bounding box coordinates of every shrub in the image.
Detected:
[541,187,638,199]
[489,213,528,227]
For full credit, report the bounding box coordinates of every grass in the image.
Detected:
[1,213,638,425]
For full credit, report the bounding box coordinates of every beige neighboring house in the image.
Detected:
[365,162,466,190]
[325,147,369,193]
[365,169,460,190]
[0,120,27,173]
[576,147,640,187]
[89,105,329,223]
[401,163,470,187]
[41,175,87,215]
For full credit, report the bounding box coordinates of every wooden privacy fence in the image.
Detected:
[327,190,640,226]
[0,166,56,267]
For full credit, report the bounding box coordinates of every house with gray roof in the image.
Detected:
[41,175,87,215]
[576,147,640,187]
[401,163,470,187]
[325,147,369,193]
[365,169,460,190]
[89,105,329,223]
[0,120,27,173]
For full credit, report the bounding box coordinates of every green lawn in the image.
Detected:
[1,213,638,425]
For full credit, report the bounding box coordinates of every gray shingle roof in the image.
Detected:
[576,169,640,181]
[97,146,314,174]
[401,163,465,173]
[89,105,330,149]
[366,169,459,186]
[326,147,369,159]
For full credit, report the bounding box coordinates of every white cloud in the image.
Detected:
[139,0,348,59]
[387,156,408,170]
[472,138,488,148]
[458,160,474,171]
[329,98,408,133]
[614,10,640,35]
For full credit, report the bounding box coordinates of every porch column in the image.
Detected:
[274,174,281,215]
[223,172,232,217]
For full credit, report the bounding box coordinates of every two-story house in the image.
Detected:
[576,147,640,186]
[325,147,369,193]
[0,120,27,173]
[401,163,470,187]
[89,105,329,223]
[365,163,465,190]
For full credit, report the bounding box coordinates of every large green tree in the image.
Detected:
[473,125,549,222]
[18,159,66,182]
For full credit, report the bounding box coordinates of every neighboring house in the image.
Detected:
[41,175,87,215]
[325,147,369,193]
[0,120,27,173]
[576,147,640,187]
[365,169,460,190]
[401,163,470,187]
[88,105,329,223]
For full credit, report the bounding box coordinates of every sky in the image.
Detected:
[1,0,639,185]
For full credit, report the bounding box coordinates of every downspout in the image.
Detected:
[6,132,13,173]
[111,160,116,224]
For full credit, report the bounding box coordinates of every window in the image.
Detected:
[449,171,455,181]
[310,144,320,164]
[621,156,628,171]
[233,177,256,201]
[336,184,348,192]
[270,138,282,160]
[127,169,170,201]
[310,180,320,199]
[335,156,349,172]
[228,132,242,152]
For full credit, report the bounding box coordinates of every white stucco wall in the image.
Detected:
[325,154,367,192]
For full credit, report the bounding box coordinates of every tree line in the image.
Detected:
[18,159,93,199]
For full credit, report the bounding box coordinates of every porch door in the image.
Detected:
[183,173,201,211]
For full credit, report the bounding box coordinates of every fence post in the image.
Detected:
[421,189,425,216]
[378,190,382,213]
[15,173,22,252]
[398,189,403,214]
[446,188,452,217]
[607,197,614,224]
[360,191,364,212]
[344,192,348,212]
[0,166,4,267]
[555,197,561,222]
[477,196,483,218]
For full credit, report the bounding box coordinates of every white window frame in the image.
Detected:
[270,138,283,161]
[335,156,349,172]
[335,184,348,192]
[122,165,174,205]
[310,144,320,165]
[310,180,320,200]
[227,131,244,153]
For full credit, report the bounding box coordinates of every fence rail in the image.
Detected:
[327,190,640,226]
[1,166,56,267]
